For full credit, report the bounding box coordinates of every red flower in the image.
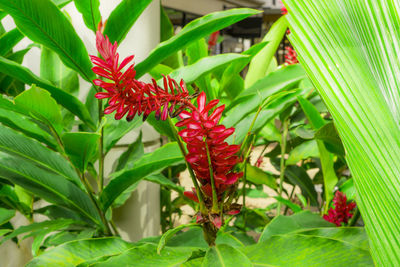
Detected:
[208,31,220,50]
[177,92,243,226]
[284,46,299,65]
[281,1,288,15]
[91,31,193,121]
[323,191,356,226]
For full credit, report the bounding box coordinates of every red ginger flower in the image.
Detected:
[91,31,192,121]
[284,46,299,65]
[323,191,356,226]
[177,92,243,206]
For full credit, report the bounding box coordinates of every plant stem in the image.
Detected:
[240,105,262,154]
[284,185,296,215]
[277,119,289,215]
[98,99,105,193]
[242,162,247,228]
[205,140,219,213]
[110,219,120,236]
[167,117,207,214]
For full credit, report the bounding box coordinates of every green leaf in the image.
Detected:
[314,122,345,156]
[0,0,95,82]
[144,174,184,194]
[259,211,334,242]
[14,85,63,135]
[160,5,183,69]
[245,164,277,189]
[52,0,73,8]
[104,0,153,44]
[135,8,260,78]
[62,132,100,172]
[224,64,306,127]
[0,48,30,96]
[244,16,287,88]
[91,243,194,267]
[26,237,133,267]
[0,207,15,225]
[284,165,318,206]
[153,227,208,250]
[202,244,252,267]
[114,131,143,172]
[0,124,81,186]
[40,46,79,96]
[148,64,173,80]
[339,178,356,201]
[286,140,319,165]
[0,219,78,245]
[0,28,24,56]
[0,56,96,129]
[157,223,199,254]
[73,0,101,33]
[0,153,102,225]
[100,142,184,210]
[103,114,143,153]
[298,96,338,210]
[215,231,245,248]
[0,106,57,149]
[243,233,373,266]
[274,196,302,213]
[167,53,248,87]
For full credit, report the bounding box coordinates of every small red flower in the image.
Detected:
[281,1,288,15]
[208,31,220,50]
[91,31,193,121]
[323,191,356,226]
[284,46,299,65]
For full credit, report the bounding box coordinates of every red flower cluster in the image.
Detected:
[91,31,192,121]
[284,46,299,65]
[323,191,356,226]
[177,92,242,227]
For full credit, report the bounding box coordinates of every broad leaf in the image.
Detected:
[160,5,183,69]
[314,122,345,156]
[0,207,15,225]
[0,124,80,186]
[26,237,133,267]
[0,28,24,56]
[114,131,143,172]
[157,223,199,254]
[135,8,260,78]
[0,153,102,225]
[0,56,96,129]
[245,164,277,189]
[104,0,153,44]
[73,0,101,33]
[100,142,184,210]
[284,165,318,206]
[62,132,100,172]
[0,0,95,82]
[286,140,319,165]
[202,244,252,267]
[14,85,64,135]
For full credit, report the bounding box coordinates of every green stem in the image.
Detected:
[242,162,247,228]
[205,140,219,213]
[284,185,296,215]
[277,119,289,215]
[349,207,360,226]
[167,117,207,214]
[98,99,105,193]
[240,105,262,154]
[110,219,120,236]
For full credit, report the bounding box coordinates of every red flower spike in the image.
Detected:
[91,31,194,121]
[176,92,243,203]
[323,191,356,226]
[285,47,299,65]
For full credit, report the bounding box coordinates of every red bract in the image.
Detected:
[208,31,219,50]
[281,1,288,15]
[91,31,193,121]
[177,92,243,227]
[323,191,356,226]
[285,46,299,65]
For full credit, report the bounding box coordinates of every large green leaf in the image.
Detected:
[160,5,183,69]
[244,16,287,88]
[243,232,373,266]
[73,0,101,33]
[0,124,80,185]
[284,165,318,206]
[0,48,30,96]
[26,237,133,267]
[0,28,24,56]
[0,0,95,82]
[0,207,15,225]
[284,1,400,263]
[91,243,194,267]
[259,211,334,242]
[286,140,319,165]
[14,85,64,135]
[245,164,277,189]
[0,153,102,225]
[114,131,143,172]
[100,142,184,210]
[62,132,100,172]
[0,56,96,129]
[157,223,199,254]
[103,0,153,44]
[134,8,260,78]
[202,244,252,267]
